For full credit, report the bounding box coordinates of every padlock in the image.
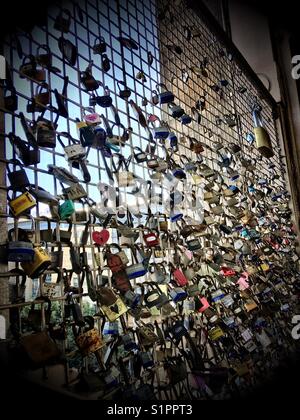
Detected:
[186,238,201,251]
[140,351,154,369]
[39,218,53,243]
[144,283,169,309]
[103,321,119,335]
[93,36,107,54]
[54,9,71,33]
[169,132,178,149]
[133,147,148,163]
[8,190,36,217]
[149,116,170,140]
[101,54,111,73]
[208,326,224,341]
[74,317,105,356]
[93,245,103,268]
[100,295,128,322]
[58,199,75,220]
[151,89,159,105]
[75,207,88,223]
[169,286,187,303]
[6,159,30,191]
[105,244,126,273]
[8,132,40,168]
[28,296,52,330]
[149,263,168,284]
[166,321,188,342]
[53,222,72,244]
[156,83,174,104]
[70,243,82,274]
[146,155,159,169]
[19,55,37,79]
[168,102,184,119]
[117,80,131,99]
[126,262,147,280]
[33,83,50,109]
[180,114,192,125]
[112,270,132,293]
[58,37,78,67]
[186,282,200,297]
[143,229,159,247]
[253,106,274,158]
[63,183,87,201]
[195,296,210,313]
[123,289,141,309]
[21,246,51,278]
[107,124,129,146]
[81,107,101,125]
[36,44,54,69]
[171,266,189,286]
[34,118,56,148]
[4,84,18,112]
[49,243,63,270]
[90,86,112,107]
[92,229,110,246]
[122,333,138,351]
[7,227,34,262]
[80,62,100,91]
[57,132,86,161]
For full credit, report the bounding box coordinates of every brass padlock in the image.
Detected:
[21,246,51,278]
[253,106,274,158]
[8,191,36,217]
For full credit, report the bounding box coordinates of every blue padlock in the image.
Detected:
[181,114,192,125]
[157,83,175,104]
[169,132,178,148]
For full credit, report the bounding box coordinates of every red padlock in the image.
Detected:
[197,297,210,313]
[143,229,159,247]
[172,268,188,286]
[220,267,236,277]
[92,229,110,246]
[105,244,125,273]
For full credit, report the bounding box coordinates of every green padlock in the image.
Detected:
[59,199,75,220]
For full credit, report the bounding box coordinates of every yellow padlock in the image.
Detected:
[253,107,274,158]
[9,191,36,217]
[260,263,270,272]
[22,246,51,278]
[100,296,127,322]
[208,326,225,341]
[254,127,274,158]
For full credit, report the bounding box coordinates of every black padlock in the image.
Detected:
[80,220,90,246]
[4,84,18,112]
[134,147,148,163]
[7,159,30,191]
[80,249,88,268]
[93,36,107,54]
[53,222,72,243]
[49,243,63,270]
[117,80,131,99]
[8,133,40,167]
[39,218,53,243]
[80,62,100,91]
[140,351,154,369]
[70,243,82,274]
[102,54,110,73]
[34,118,56,148]
[54,9,71,33]
[65,294,85,326]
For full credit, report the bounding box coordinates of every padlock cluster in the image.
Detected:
[1,0,300,401]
